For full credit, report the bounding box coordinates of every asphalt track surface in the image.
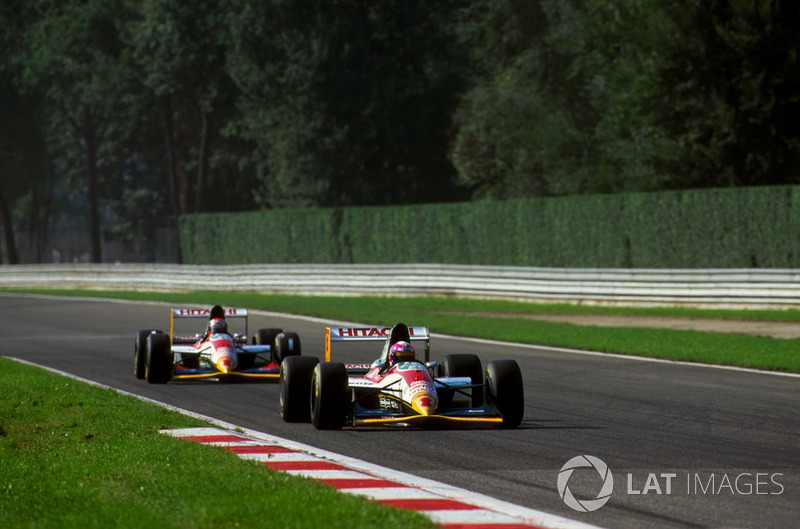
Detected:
[4,294,799,529]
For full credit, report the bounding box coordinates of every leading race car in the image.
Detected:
[134,305,302,383]
[278,323,524,429]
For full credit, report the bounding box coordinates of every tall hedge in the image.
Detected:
[179,186,800,268]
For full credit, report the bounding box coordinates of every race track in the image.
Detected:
[4,294,799,529]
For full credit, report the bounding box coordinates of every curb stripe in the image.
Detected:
[377,498,480,511]
[163,427,601,529]
[224,444,294,454]
[263,460,349,471]
[321,478,408,489]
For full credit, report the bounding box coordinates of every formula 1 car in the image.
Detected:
[134,305,301,383]
[278,323,524,429]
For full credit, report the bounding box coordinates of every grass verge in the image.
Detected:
[7,289,800,373]
[0,357,436,529]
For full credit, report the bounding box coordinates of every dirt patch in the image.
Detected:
[446,312,800,339]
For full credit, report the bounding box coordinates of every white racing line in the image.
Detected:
[5,356,604,529]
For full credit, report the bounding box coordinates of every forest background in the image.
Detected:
[1,0,798,264]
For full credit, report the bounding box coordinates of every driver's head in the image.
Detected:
[388,341,415,364]
[209,318,227,334]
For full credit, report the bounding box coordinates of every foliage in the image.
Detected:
[1,0,799,263]
[180,185,800,268]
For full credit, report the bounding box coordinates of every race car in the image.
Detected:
[278,323,524,429]
[134,305,301,383]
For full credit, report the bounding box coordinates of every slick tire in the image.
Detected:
[253,328,283,347]
[134,329,159,379]
[274,332,302,365]
[311,362,349,430]
[485,359,524,428]
[441,354,484,408]
[145,332,173,384]
[279,356,319,423]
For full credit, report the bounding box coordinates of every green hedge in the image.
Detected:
[179,186,800,268]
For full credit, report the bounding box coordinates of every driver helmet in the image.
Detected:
[388,341,415,364]
[209,318,227,335]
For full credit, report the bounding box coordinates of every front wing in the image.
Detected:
[169,345,280,381]
[351,407,503,427]
[348,375,504,427]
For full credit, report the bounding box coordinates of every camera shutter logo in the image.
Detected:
[557,455,614,512]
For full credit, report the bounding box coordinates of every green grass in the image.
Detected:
[7,288,800,373]
[0,358,437,529]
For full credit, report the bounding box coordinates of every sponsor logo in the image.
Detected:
[334,327,417,337]
[174,308,242,316]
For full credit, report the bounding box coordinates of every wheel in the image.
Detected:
[134,330,159,379]
[440,354,484,408]
[486,359,524,428]
[279,356,319,423]
[145,333,173,384]
[273,332,302,364]
[310,362,349,430]
[253,328,283,346]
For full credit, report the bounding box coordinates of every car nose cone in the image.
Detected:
[411,393,437,416]
[218,356,236,374]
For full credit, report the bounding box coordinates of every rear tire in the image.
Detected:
[253,328,283,346]
[311,362,349,430]
[486,359,524,428]
[145,333,173,384]
[274,332,302,364]
[441,354,483,408]
[279,356,319,423]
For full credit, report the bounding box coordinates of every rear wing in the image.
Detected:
[170,307,249,338]
[324,325,430,362]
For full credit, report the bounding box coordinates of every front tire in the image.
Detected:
[279,356,319,423]
[311,362,349,430]
[134,330,158,379]
[145,333,173,384]
[486,359,524,428]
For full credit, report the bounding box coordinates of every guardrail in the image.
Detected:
[1,263,799,308]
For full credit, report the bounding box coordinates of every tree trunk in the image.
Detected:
[194,109,209,213]
[84,108,102,263]
[163,96,184,263]
[0,185,19,264]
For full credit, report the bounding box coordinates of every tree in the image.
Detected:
[15,0,139,262]
[450,0,677,199]
[655,0,800,188]
[128,0,244,215]
[226,0,470,208]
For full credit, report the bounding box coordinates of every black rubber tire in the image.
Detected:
[253,328,283,346]
[310,362,349,430]
[279,356,319,423]
[145,333,173,384]
[441,354,484,407]
[485,359,524,428]
[134,329,159,379]
[273,332,302,364]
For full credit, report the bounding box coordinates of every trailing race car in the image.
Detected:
[278,323,524,429]
[134,305,301,383]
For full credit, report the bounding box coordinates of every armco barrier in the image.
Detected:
[2,264,800,308]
